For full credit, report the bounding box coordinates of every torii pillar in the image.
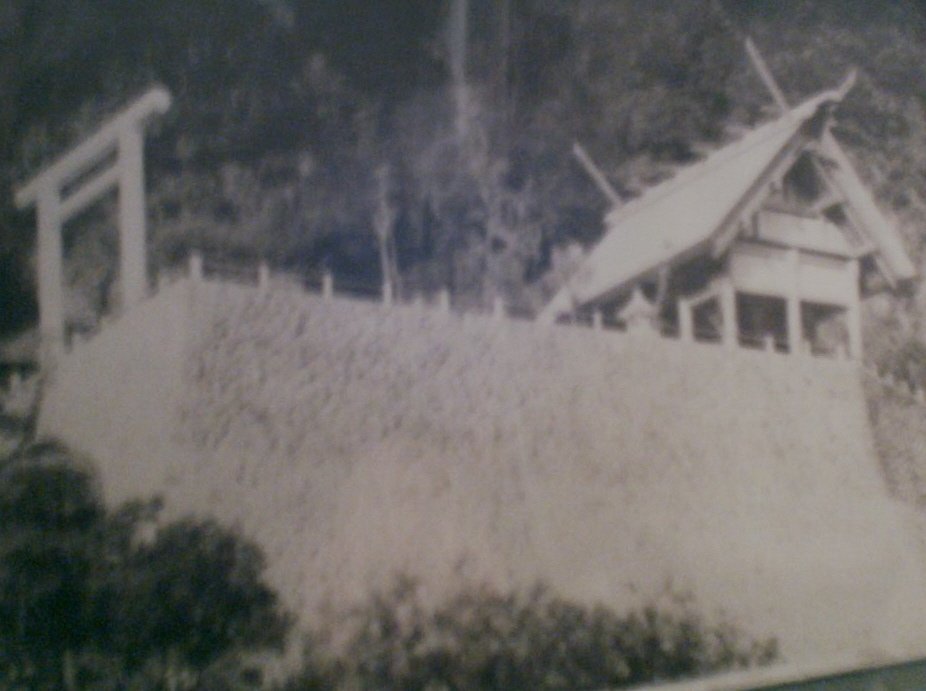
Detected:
[14,87,171,367]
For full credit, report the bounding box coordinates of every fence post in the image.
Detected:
[383,281,393,307]
[258,261,270,291]
[322,271,333,300]
[189,251,203,282]
[492,296,505,320]
[438,288,450,313]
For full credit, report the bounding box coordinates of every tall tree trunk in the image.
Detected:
[62,648,77,691]
[449,0,469,140]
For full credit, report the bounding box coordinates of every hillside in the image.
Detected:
[4,2,926,378]
[37,274,926,666]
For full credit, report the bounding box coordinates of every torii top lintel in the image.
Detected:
[15,86,171,210]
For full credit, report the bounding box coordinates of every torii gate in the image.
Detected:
[14,86,172,366]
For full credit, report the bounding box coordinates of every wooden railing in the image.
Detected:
[58,248,861,369]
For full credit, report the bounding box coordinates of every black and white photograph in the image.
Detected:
[3,1,926,688]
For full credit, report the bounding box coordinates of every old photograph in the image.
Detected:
[2,1,926,688]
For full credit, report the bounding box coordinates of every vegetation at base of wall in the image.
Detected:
[281,578,779,691]
[0,441,291,690]
[0,439,778,689]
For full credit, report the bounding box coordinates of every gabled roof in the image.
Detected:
[818,129,917,284]
[541,75,916,321]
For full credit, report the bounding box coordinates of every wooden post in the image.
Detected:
[438,288,450,313]
[36,187,65,362]
[382,281,393,307]
[786,248,802,355]
[118,126,148,310]
[677,297,693,342]
[189,251,203,282]
[258,261,270,291]
[492,296,505,320]
[719,279,737,349]
[322,271,333,300]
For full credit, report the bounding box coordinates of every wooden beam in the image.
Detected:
[572,141,622,207]
[744,37,789,113]
[15,87,171,208]
[811,129,899,288]
[59,164,120,220]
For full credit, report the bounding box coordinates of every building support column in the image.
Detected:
[118,126,148,310]
[678,296,693,342]
[719,278,737,349]
[786,248,803,355]
[36,187,65,365]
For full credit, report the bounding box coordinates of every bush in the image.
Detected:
[878,337,926,393]
[0,441,291,689]
[283,578,778,690]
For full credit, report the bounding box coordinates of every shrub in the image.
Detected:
[0,441,291,689]
[284,578,778,690]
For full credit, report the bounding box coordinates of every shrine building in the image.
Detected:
[540,73,916,359]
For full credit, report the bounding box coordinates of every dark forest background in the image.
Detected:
[4,0,926,370]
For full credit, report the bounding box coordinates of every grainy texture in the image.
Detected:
[38,279,926,665]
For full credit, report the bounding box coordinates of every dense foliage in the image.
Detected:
[0,441,290,689]
[283,578,778,690]
[3,1,926,341]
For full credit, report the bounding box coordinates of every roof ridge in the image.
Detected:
[604,87,845,227]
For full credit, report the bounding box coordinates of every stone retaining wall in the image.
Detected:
[37,274,926,667]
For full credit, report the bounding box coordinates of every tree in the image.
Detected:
[107,518,291,684]
[0,442,103,688]
[0,441,291,689]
